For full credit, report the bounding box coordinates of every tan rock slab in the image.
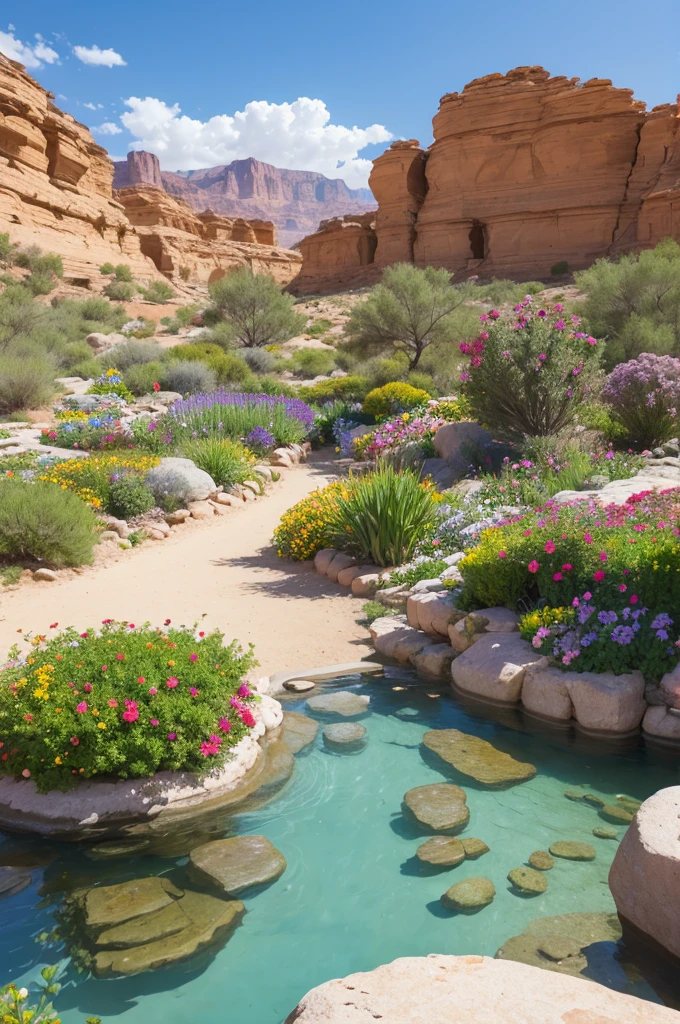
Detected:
[460,837,489,860]
[441,877,495,912]
[451,632,540,703]
[189,835,286,896]
[84,877,183,931]
[410,643,456,679]
[423,729,536,787]
[549,842,596,861]
[326,552,356,582]
[306,690,370,718]
[642,705,680,740]
[416,836,465,867]
[521,663,573,721]
[508,866,547,894]
[564,669,646,734]
[279,711,319,754]
[351,572,380,597]
[528,850,554,870]
[402,783,470,835]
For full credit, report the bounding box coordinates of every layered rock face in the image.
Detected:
[116,185,301,286]
[291,66,680,295]
[0,54,160,288]
[113,153,376,249]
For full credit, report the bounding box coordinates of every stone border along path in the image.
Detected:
[0,453,373,677]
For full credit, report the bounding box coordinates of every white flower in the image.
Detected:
[18,989,28,999]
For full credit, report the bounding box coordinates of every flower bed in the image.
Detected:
[39,453,160,510]
[168,391,314,446]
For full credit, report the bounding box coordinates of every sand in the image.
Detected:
[0,456,373,676]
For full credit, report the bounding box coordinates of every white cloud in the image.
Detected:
[120,95,391,188]
[0,29,59,68]
[93,121,122,135]
[73,44,126,67]
[82,101,104,111]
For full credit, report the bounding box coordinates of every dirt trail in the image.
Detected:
[0,456,372,676]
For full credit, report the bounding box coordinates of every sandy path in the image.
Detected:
[0,456,372,676]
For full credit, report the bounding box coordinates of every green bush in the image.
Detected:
[305,317,333,338]
[0,346,56,412]
[113,264,133,282]
[362,382,431,418]
[165,360,217,395]
[240,347,277,374]
[297,375,369,404]
[380,558,448,589]
[180,437,250,488]
[0,480,97,567]
[361,600,388,624]
[205,267,306,346]
[99,262,115,275]
[141,280,176,303]
[0,233,17,266]
[328,466,440,567]
[551,261,570,276]
[103,281,136,301]
[343,354,409,387]
[24,272,58,296]
[107,476,156,519]
[288,348,336,378]
[471,279,545,306]
[105,341,162,372]
[0,620,256,791]
[124,361,169,396]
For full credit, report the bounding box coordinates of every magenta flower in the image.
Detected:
[167,732,177,741]
[101,665,108,672]
[618,584,627,592]
[498,551,507,559]
[116,653,125,661]
[583,591,592,600]
[583,533,593,544]
[167,677,178,689]
[238,683,251,698]
[553,572,563,582]
[107,698,118,707]
[553,303,564,312]
[76,702,88,713]
[544,541,556,554]
[630,595,639,604]
[189,653,198,662]
[148,686,158,695]
[599,551,607,562]
[528,560,540,574]
[190,687,199,696]
[239,709,256,728]
[593,570,606,582]
[150,718,159,726]
[562,563,573,571]
[554,320,566,330]
[70,736,79,746]
[218,717,231,733]
[83,682,93,693]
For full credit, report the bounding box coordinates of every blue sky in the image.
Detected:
[3,0,679,188]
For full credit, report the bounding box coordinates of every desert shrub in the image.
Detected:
[433,396,472,421]
[40,453,160,510]
[407,371,437,395]
[256,376,297,397]
[0,480,97,566]
[345,264,476,370]
[87,369,134,403]
[305,317,333,338]
[461,300,602,440]
[601,352,680,448]
[106,341,162,372]
[164,342,256,389]
[274,481,343,560]
[297,375,370,404]
[0,620,257,791]
[113,264,133,282]
[328,466,440,566]
[100,262,115,275]
[361,600,388,624]
[141,280,176,303]
[380,558,448,589]
[0,347,56,412]
[14,249,63,279]
[180,437,251,488]
[362,381,431,418]
[471,279,545,306]
[287,348,336,378]
[205,268,305,346]
[24,272,58,296]
[240,347,277,374]
[551,261,569,276]
[179,266,191,282]
[107,475,156,519]
[343,354,409,387]
[103,280,136,301]
[130,321,156,340]
[169,391,314,445]
[576,239,680,366]
[0,233,17,266]
[165,360,218,395]
[124,360,169,396]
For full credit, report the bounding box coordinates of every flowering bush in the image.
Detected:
[431,396,472,421]
[297,376,370,405]
[461,300,602,439]
[168,391,314,446]
[0,620,257,792]
[40,415,132,451]
[245,426,276,453]
[601,352,680,448]
[520,594,679,682]
[39,453,160,511]
[274,481,343,560]
[361,411,443,461]
[86,369,134,404]
[362,382,431,419]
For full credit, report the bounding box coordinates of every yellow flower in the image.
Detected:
[97,722,106,730]
[92,709,100,716]
[55,757,62,765]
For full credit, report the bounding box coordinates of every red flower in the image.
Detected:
[153,382,161,392]
[593,570,605,582]
[49,623,58,629]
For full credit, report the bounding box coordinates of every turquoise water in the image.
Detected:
[1,670,679,1022]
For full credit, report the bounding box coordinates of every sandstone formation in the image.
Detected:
[0,53,160,288]
[113,152,376,249]
[283,953,679,1023]
[116,184,301,286]
[291,66,680,295]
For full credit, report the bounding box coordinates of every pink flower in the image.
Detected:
[239,709,256,728]
[122,707,139,723]
[70,736,79,746]
[148,686,158,696]
[554,320,566,330]
[116,653,125,661]
[544,541,556,554]
[553,572,563,582]
[562,563,573,571]
[107,699,118,707]
[599,551,607,562]
[528,560,540,574]
[24,713,33,722]
[553,303,564,312]
[538,353,547,361]
[489,309,500,319]
[238,683,251,698]
[583,533,593,544]
[189,653,198,662]
[190,687,199,696]
[167,732,177,741]
[218,717,231,733]
[523,529,532,537]
[166,677,178,689]
[80,632,89,639]
[22,769,30,778]
[498,551,507,559]
[618,584,627,592]
[583,591,592,600]
[593,570,606,582]
[137,676,146,684]
[150,718,159,726]
[101,665,108,672]
[572,597,580,607]
[630,595,639,604]
[76,702,88,713]
[83,682,93,693]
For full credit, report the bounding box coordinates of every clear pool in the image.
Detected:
[1,670,678,1023]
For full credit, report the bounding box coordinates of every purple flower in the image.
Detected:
[611,625,635,646]
[246,426,276,451]
[580,632,598,647]
[597,610,618,626]
[651,613,673,630]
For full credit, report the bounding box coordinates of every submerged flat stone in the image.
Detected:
[189,836,286,896]
[441,877,495,912]
[280,711,319,754]
[0,866,31,899]
[549,842,596,862]
[496,911,622,979]
[593,827,618,841]
[423,729,536,787]
[508,867,547,894]
[95,899,188,950]
[460,837,489,860]
[322,722,367,752]
[529,851,554,871]
[83,877,183,931]
[402,784,470,835]
[599,803,634,825]
[306,691,370,718]
[416,836,465,867]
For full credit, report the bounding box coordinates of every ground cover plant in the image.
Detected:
[362,382,431,418]
[40,452,160,514]
[0,620,257,792]
[179,437,253,488]
[274,481,343,560]
[0,480,97,567]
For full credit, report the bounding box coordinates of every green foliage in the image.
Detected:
[344,263,476,370]
[24,271,58,296]
[99,262,115,275]
[0,964,77,1024]
[0,233,17,265]
[274,481,342,560]
[287,347,336,378]
[297,375,369,404]
[130,320,156,339]
[0,565,22,586]
[342,354,410,387]
[113,263,133,282]
[471,279,545,306]
[0,347,56,412]
[380,558,448,589]
[87,377,135,403]
[305,317,333,338]
[107,476,156,519]
[206,267,306,347]
[180,437,251,488]
[0,480,97,567]
[551,261,570,276]
[105,340,162,372]
[362,381,431,418]
[240,347,277,374]
[0,621,256,791]
[165,360,217,395]
[141,280,176,303]
[124,360,169,396]
[361,600,388,624]
[329,466,440,567]
[576,239,680,367]
[103,280,136,301]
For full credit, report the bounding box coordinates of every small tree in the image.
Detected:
[205,268,306,348]
[343,263,475,370]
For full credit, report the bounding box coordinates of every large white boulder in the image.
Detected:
[521,662,573,721]
[451,632,540,703]
[283,953,677,1023]
[146,457,216,504]
[564,670,646,734]
[609,786,680,962]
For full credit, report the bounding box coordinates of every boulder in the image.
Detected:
[451,632,540,703]
[283,679,315,693]
[642,705,680,741]
[189,835,287,895]
[187,501,215,520]
[441,877,495,912]
[33,568,57,582]
[609,786,680,962]
[410,643,456,679]
[326,553,356,583]
[337,564,373,587]
[422,729,536,787]
[283,952,679,1023]
[434,422,493,476]
[473,607,520,632]
[146,457,216,504]
[600,803,634,825]
[521,663,573,721]
[460,838,489,860]
[659,664,680,708]
[0,866,31,899]
[351,572,381,598]
[402,783,469,835]
[407,592,459,636]
[370,619,429,663]
[86,331,127,352]
[306,691,370,718]
[279,711,319,754]
[593,827,618,840]
[165,508,191,524]
[508,867,547,894]
[549,842,596,861]
[322,723,367,752]
[528,851,554,870]
[416,836,466,868]
[563,670,646,734]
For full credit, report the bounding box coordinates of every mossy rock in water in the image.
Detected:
[416,836,465,868]
[496,911,621,978]
[599,804,634,825]
[508,867,547,894]
[549,841,596,861]
[422,729,536,788]
[528,851,553,871]
[582,794,605,808]
[322,722,367,753]
[189,835,287,896]
[563,790,586,802]
[402,783,470,835]
[441,877,495,912]
[593,827,618,841]
[279,711,319,754]
[616,795,642,813]
[461,837,489,860]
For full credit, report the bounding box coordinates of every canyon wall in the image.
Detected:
[290,66,680,295]
[113,152,376,249]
